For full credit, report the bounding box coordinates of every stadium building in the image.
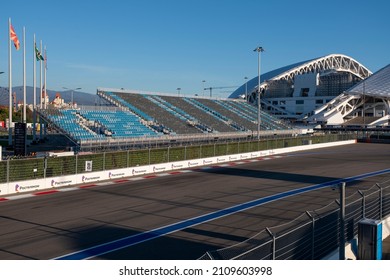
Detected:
[306,63,390,126]
[229,54,372,120]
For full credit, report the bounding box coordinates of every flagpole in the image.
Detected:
[39,40,43,140]
[33,34,36,142]
[44,45,47,141]
[23,27,26,123]
[44,46,47,110]
[40,40,43,109]
[8,18,13,146]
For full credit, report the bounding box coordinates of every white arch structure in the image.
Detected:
[229,54,375,120]
[268,54,372,84]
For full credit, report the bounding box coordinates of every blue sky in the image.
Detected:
[0,0,389,97]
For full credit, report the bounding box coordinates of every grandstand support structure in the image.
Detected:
[305,93,362,124]
[305,64,390,126]
[306,94,390,126]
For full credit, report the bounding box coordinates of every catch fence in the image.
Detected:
[0,133,354,184]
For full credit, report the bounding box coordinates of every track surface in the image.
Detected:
[0,143,389,260]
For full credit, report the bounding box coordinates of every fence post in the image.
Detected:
[266,227,276,260]
[306,211,315,260]
[167,147,170,162]
[43,156,47,179]
[376,183,382,220]
[75,154,78,174]
[127,150,129,167]
[103,152,106,170]
[6,158,10,183]
[184,146,187,160]
[358,190,365,218]
[334,182,346,260]
[340,182,346,261]
[148,148,151,165]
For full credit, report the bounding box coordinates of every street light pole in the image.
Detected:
[63,87,81,108]
[202,80,206,97]
[244,76,248,102]
[254,46,264,140]
[176,87,181,97]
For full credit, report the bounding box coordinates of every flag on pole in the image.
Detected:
[35,43,44,61]
[10,24,20,50]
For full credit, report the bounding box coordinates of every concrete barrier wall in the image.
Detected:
[1,139,356,196]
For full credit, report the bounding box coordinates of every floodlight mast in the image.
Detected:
[253,46,264,140]
[63,87,82,108]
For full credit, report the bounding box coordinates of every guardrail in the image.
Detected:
[198,179,390,260]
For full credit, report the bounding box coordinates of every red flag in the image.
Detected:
[10,24,20,50]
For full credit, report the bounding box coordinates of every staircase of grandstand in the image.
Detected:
[78,109,157,138]
[42,109,99,142]
[232,100,292,130]
[200,99,258,131]
[114,92,201,135]
[160,95,237,133]
[42,108,158,142]
[101,91,154,122]
[146,95,213,133]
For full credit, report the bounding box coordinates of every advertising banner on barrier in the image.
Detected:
[131,166,152,176]
[186,159,202,168]
[259,150,271,157]
[239,153,250,160]
[152,163,171,173]
[216,156,229,163]
[77,171,109,185]
[250,152,261,158]
[170,161,187,170]
[10,179,46,195]
[107,168,130,180]
[202,158,217,166]
[46,175,78,188]
[0,183,7,196]
[227,155,239,161]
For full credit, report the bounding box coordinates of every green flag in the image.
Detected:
[35,44,44,61]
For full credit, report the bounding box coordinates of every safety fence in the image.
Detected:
[0,133,355,184]
[198,179,390,260]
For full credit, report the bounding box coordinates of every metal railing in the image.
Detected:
[198,179,390,260]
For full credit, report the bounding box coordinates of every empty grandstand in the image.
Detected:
[97,89,293,133]
[40,107,158,143]
[39,88,298,150]
[229,54,372,119]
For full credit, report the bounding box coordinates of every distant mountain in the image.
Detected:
[0,86,97,106]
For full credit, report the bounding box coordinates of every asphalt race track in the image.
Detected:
[0,143,389,260]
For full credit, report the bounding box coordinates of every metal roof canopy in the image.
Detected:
[346,64,390,98]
